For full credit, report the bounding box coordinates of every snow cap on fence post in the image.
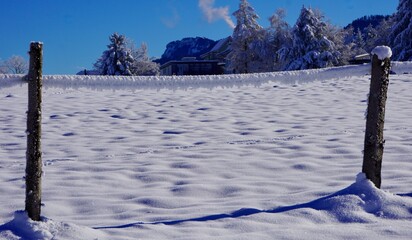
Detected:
[371,46,392,60]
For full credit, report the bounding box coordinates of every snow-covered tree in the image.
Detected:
[252,30,274,72]
[343,26,367,57]
[374,18,393,47]
[353,28,367,54]
[343,16,393,60]
[285,7,341,70]
[326,22,352,65]
[227,0,265,73]
[267,9,293,71]
[389,0,412,61]
[0,59,7,74]
[94,33,135,75]
[2,55,28,74]
[130,43,160,76]
[363,24,380,52]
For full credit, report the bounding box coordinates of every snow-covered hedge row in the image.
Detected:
[1,62,411,91]
[0,74,26,89]
[41,64,371,91]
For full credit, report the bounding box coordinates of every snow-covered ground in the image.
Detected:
[1,63,411,239]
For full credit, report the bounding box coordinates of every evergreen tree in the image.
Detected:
[344,15,393,59]
[353,28,367,54]
[389,0,412,61]
[94,33,135,75]
[364,24,380,52]
[286,7,341,70]
[227,0,264,73]
[344,26,367,56]
[253,30,274,72]
[374,18,393,47]
[268,9,293,71]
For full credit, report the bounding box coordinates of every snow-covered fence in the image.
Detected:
[39,65,372,90]
[25,42,43,221]
[1,63,412,91]
[362,46,392,189]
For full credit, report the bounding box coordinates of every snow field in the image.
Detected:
[0,64,411,239]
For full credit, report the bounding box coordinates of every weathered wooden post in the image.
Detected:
[25,42,43,221]
[362,46,392,189]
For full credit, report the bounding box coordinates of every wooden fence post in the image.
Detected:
[25,42,43,221]
[362,46,391,189]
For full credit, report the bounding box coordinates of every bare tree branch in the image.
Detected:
[5,55,28,74]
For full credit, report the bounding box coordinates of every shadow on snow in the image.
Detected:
[93,176,412,229]
[1,176,410,236]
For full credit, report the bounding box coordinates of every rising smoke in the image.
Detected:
[198,0,235,29]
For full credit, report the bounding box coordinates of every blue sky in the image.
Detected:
[0,0,398,74]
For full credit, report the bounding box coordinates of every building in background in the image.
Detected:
[200,37,232,62]
[160,37,232,76]
[160,57,223,76]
